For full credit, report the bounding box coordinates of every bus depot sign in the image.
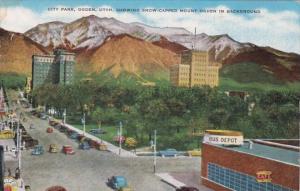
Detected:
[256,171,272,183]
[203,130,244,145]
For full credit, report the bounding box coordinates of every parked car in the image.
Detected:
[49,120,59,126]
[25,185,31,191]
[159,149,178,157]
[89,128,107,135]
[107,176,128,190]
[47,127,54,133]
[49,144,58,153]
[62,145,75,155]
[97,143,108,151]
[46,186,67,191]
[79,142,90,150]
[187,149,201,157]
[10,147,16,153]
[59,126,67,133]
[176,186,199,191]
[69,132,79,139]
[40,114,48,120]
[23,136,39,149]
[31,145,44,155]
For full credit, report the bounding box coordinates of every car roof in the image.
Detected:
[115,176,126,180]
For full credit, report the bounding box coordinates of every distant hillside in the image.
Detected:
[223,47,300,81]
[221,62,283,84]
[0,28,48,75]
[76,34,180,76]
[0,15,299,83]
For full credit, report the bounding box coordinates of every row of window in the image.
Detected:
[207,163,295,191]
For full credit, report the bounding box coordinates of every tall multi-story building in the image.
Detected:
[170,50,220,88]
[32,49,75,89]
[170,64,190,87]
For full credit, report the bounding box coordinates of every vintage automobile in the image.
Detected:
[62,145,75,155]
[107,176,129,190]
[49,144,58,153]
[89,128,107,135]
[176,186,199,191]
[31,145,44,155]
[49,120,59,126]
[23,136,39,149]
[187,149,201,157]
[79,142,90,150]
[46,186,67,191]
[59,126,68,133]
[25,185,31,191]
[97,143,108,151]
[40,113,48,120]
[69,132,79,139]
[47,127,54,133]
[159,148,178,157]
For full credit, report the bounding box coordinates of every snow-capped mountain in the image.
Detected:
[25,15,250,60]
[19,15,300,81]
[25,21,66,48]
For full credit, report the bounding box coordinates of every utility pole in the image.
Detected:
[119,121,123,156]
[153,129,157,173]
[18,129,22,170]
[82,112,86,136]
[63,108,66,124]
[16,117,21,171]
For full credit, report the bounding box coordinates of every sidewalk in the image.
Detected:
[156,172,213,191]
[156,173,186,188]
[62,123,137,158]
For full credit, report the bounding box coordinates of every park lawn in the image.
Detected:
[70,122,201,150]
[70,123,124,144]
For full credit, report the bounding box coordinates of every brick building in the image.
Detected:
[32,49,75,89]
[201,139,300,191]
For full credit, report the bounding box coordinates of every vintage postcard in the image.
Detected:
[0,0,299,191]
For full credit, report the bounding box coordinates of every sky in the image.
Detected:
[0,0,299,53]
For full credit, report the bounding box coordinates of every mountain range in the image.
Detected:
[0,15,299,82]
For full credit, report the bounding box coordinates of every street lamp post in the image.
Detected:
[63,108,66,124]
[153,129,157,173]
[119,121,123,156]
[16,115,22,172]
[82,112,86,136]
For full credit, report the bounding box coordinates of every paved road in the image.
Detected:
[20,109,201,191]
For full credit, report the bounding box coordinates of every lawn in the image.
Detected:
[70,123,123,144]
[69,121,201,151]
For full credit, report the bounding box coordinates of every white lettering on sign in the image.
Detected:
[203,134,243,145]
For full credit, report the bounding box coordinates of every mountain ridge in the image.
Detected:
[0,15,298,82]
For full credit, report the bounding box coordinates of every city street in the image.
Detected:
[20,108,201,191]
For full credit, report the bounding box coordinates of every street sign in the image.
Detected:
[203,130,243,145]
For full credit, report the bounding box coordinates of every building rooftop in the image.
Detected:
[217,140,300,166]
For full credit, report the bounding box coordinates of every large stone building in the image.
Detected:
[32,49,75,89]
[170,50,220,88]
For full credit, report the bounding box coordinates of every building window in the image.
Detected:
[207,163,295,191]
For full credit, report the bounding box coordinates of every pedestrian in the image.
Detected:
[8,168,11,176]
[15,167,20,179]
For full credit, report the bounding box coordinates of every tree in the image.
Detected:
[208,109,229,129]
